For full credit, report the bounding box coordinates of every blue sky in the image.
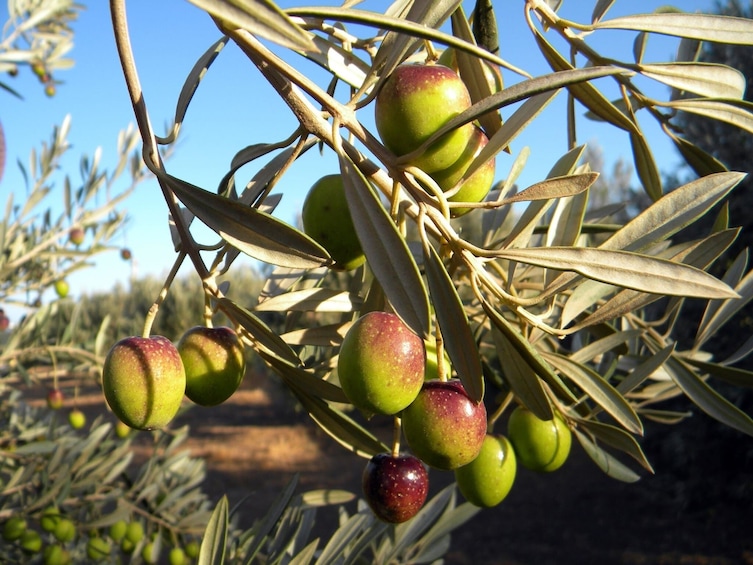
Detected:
[1,0,719,317]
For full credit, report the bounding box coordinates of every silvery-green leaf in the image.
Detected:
[422,240,484,402]
[574,429,642,482]
[630,131,662,202]
[531,26,639,133]
[281,323,350,346]
[255,288,363,313]
[616,345,675,396]
[662,354,753,437]
[543,352,643,435]
[242,476,299,564]
[696,251,753,348]
[681,357,753,388]
[501,172,597,205]
[259,349,349,404]
[190,0,314,51]
[158,37,228,145]
[315,513,372,565]
[593,12,753,45]
[482,299,578,403]
[638,62,746,100]
[451,7,503,137]
[491,325,553,420]
[220,297,301,364]
[665,98,753,135]
[199,496,228,565]
[577,418,654,473]
[575,429,641,483]
[340,156,430,337]
[495,246,738,299]
[601,172,744,253]
[166,174,331,269]
[569,330,642,366]
[292,388,389,458]
[371,0,462,81]
[592,0,616,24]
[669,133,727,177]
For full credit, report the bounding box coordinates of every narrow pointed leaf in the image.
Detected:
[543,352,643,435]
[696,254,753,348]
[491,325,553,420]
[630,131,662,201]
[638,62,746,100]
[665,98,753,135]
[682,357,753,388]
[452,7,503,137]
[495,246,738,299]
[574,429,642,482]
[190,0,315,51]
[577,418,654,473]
[422,240,484,402]
[340,156,430,337]
[663,355,753,437]
[532,26,639,133]
[593,12,753,45]
[220,297,301,364]
[501,172,597,204]
[482,299,578,403]
[166,174,331,269]
[592,0,616,24]
[669,133,727,177]
[243,475,300,564]
[616,345,675,396]
[255,288,363,313]
[198,496,228,565]
[259,349,350,404]
[601,172,744,253]
[292,388,389,458]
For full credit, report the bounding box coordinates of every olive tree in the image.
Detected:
[98,0,753,560]
[7,0,753,562]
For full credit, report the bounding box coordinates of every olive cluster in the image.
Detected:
[102,326,246,431]
[332,310,572,523]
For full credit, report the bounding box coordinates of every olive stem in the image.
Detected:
[142,250,186,338]
[391,416,402,457]
[487,392,514,433]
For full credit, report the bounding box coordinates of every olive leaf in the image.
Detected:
[531,25,639,134]
[165,173,331,269]
[494,246,738,299]
[593,12,753,44]
[198,495,228,565]
[422,237,484,403]
[481,298,578,404]
[255,288,363,313]
[543,352,643,435]
[629,130,662,202]
[158,37,229,145]
[659,352,753,437]
[490,325,553,421]
[191,0,315,51]
[667,132,727,177]
[575,418,654,473]
[573,429,642,483]
[664,98,753,135]
[339,155,430,337]
[637,62,746,100]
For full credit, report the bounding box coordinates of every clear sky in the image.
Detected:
[0,0,719,318]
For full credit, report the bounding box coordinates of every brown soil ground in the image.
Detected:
[28,371,753,565]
